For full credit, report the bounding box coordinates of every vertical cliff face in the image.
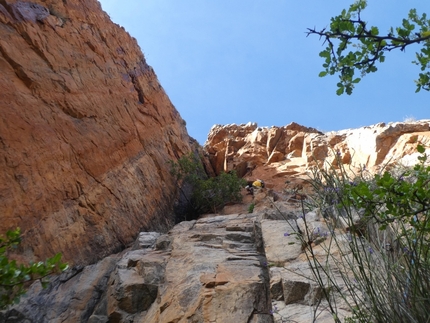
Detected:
[0,0,191,265]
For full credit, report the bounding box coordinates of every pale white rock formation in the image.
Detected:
[260,220,302,265]
[204,120,430,192]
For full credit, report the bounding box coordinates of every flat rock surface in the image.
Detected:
[138,213,272,323]
[261,220,302,265]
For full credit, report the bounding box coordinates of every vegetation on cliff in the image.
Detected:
[297,146,430,322]
[0,228,67,310]
[170,153,246,219]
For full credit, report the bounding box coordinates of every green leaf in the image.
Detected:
[319,71,328,77]
[50,253,62,264]
[346,86,353,95]
[319,50,330,58]
[417,145,425,154]
[336,86,345,95]
[370,26,379,36]
[59,263,69,271]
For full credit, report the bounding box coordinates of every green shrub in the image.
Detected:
[282,146,430,323]
[170,152,246,217]
[248,203,255,213]
[0,228,68,309]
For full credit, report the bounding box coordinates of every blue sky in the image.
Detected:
[98,1,428,144]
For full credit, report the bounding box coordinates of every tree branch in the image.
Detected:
[306,23,430,52]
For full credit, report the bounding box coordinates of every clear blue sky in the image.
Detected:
[98,1,428,144]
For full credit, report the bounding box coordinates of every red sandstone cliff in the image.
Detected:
[0,0,191,265]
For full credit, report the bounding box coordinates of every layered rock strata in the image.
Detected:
[0,0,191,265]
[204,120,430,192]
[2,212,274,323]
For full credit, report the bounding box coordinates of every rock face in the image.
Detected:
[1,200,357,323]
[204,120,430,191]
[2,213,274,323]
[1,0,429,317]
[0,0,191,265]
[3,117,430,322]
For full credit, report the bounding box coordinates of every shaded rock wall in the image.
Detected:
[0,0,191,265]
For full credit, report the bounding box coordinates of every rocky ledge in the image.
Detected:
[1,191,361,323]
[1,211,270,322]
[204,120,430,192]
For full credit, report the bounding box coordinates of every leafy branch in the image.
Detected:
[0,228,68,309]
[307,0,430,94]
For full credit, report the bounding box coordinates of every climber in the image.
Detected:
[245,179,265,194]
[253,179,265,188]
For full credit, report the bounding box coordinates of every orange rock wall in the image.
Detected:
[0,0,191,264]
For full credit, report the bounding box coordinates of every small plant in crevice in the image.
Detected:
[170,152,246,221]
[275,145,430,323]
[248,203,255,213]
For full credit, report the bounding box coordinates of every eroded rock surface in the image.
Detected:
[2,1,429,319]
[0,0,191,265]
[2,213,274,323]
[204,120,430,192]
[139,214,272,323]
[3,183,420,322]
